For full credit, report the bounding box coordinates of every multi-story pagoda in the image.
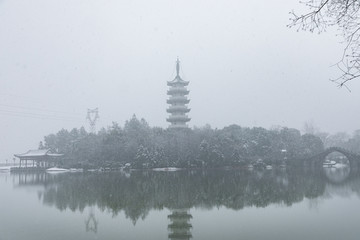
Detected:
[167,58,191,129]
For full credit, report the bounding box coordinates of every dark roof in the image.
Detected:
[14,149,63,158]
[167,75,189,86]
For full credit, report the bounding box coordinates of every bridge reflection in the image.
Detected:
[324,167,351,184]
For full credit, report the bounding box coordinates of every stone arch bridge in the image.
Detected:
[305,147,360,167]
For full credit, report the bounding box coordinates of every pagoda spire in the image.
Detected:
[176,57,180,77]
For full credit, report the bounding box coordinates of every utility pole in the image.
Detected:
[86,108,99,133]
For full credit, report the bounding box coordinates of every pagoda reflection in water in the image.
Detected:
[168,209,192,240]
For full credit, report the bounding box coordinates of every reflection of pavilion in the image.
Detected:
[16,172,49,186]
[168,209,192,240]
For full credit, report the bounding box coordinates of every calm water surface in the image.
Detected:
[1,168,360,240]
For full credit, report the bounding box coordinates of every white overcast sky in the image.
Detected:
[1,0,359,161]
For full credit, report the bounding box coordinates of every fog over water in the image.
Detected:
[0,0,359,161]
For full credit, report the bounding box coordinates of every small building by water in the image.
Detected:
[14,149,63,169]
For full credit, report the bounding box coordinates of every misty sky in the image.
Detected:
[1,0,360,161]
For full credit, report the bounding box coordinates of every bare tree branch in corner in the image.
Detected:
[289,0,360,89]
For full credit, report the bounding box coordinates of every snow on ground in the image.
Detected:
[152,167,182,172]
[0,166,12,172]
[46,167,70,173]
[334,163,349,168]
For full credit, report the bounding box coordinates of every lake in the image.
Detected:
[1,167,360,240]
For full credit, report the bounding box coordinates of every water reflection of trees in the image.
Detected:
[12,168,360,223]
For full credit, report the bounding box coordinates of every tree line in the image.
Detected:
[39,115,327,169]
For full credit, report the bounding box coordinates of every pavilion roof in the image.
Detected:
[14,149,63,158]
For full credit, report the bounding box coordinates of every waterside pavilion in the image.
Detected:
[14,149,63,169]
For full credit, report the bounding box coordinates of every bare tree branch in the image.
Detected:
[290,0,360,87]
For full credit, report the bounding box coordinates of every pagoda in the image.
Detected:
[167,58,191,129]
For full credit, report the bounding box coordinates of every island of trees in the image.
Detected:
[38,115,336,169]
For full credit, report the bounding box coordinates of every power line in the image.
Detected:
[0,112,84,122]
[0,109,84,122]
[0,93,85,114]
[0,103,83,116]
[0,99,115,126]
